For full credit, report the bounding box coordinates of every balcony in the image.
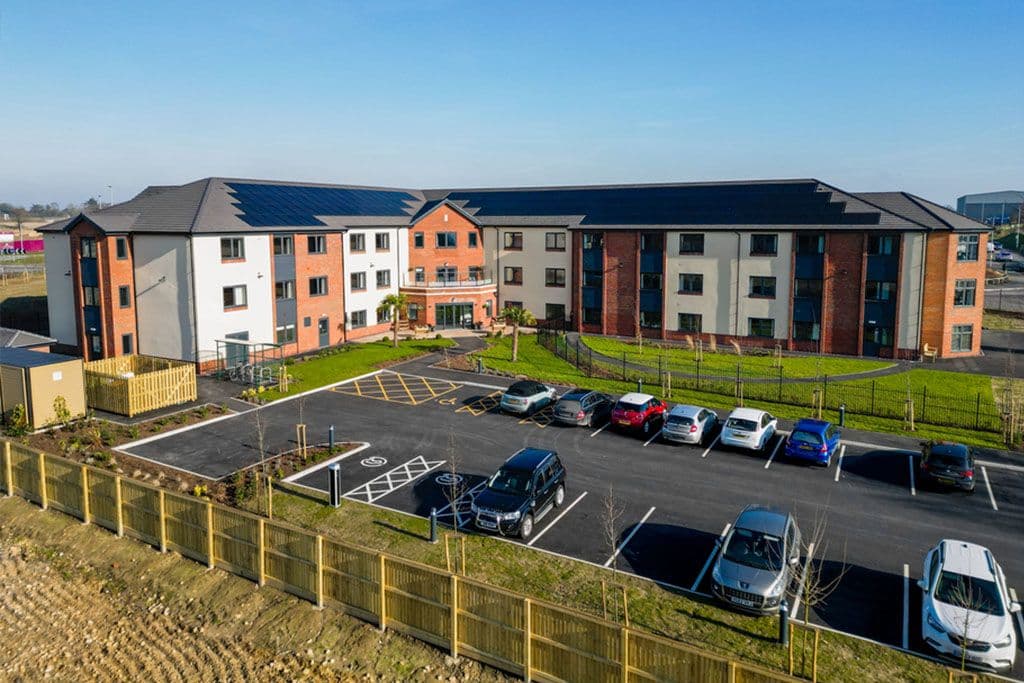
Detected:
[401,268,494,289]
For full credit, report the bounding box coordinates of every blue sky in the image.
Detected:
[1,1,1020,207]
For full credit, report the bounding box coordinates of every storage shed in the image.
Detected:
[0,348,86,429]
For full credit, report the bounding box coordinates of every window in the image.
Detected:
[350,272,366,291]
[749,276,777,298]
[640,272,662,290]
[504,232,523,250]
[504,267,523,285]
[115,237,128,259]
[639,311,661,329]
[678,273,703,294]
[414,267,425,283]
[750,234,778,256]
[413,232,424,248]
[307,235,326,254]
[309,276,328,296]
[545,304,566,320]
[350,310,367,329]
[374,232,390,251]
[749,317,775,338]
[407,303,419,321]
[545,232,566,251]
[275,280,295,300]
[377,307,390,324]
[83,286,100,306]
[121,333,133,355]
[868,235,896,255]
[275,325,296,344]
[376,270,391,288]
[957,234,980,262]
[223,285,247,309]
[796,234,824,254]
[504,301,523,310]
[679,233,704,255]
[468,232,478,248]
[436,266,457,283]
[794,278,822,298]
[582,307,601,324]
[951,324,974,352]
[582,232,603,250]
[954,279,976,307]
[80,237,96,258]
[640,233,661,252]
[865,326,893,346]
[678,313,702,333]
[436,232,457,248]
[545,268,566,287]
[793,321,820,341]
[273,235,293,255]
[583,270,603,287]
[350,233,366,252]
[484,300,493,318]
[220,237,245,260]
[468,266,484,281]
[865,281,895,301]
[118,285,131,308]
[89,334,102,355]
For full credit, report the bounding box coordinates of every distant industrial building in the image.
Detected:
[957,190,1024,226]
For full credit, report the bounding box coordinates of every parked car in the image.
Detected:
[711,505,802,614]
[919,539,1019,672]
[471,448,566,539]
[1001,260,1024,273]
[920,441,976,492]
[610,392,667,436]
[995,248,1014,261]
[784,419,841,466]
[552,388,614,427]
[662,404,719,446]
[720,408,778,452]
[499,380,557,415]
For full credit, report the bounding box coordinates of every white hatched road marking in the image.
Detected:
[700,435,719,458]
[528,491,588,546]
[643,428,663,447]
[604,506,656,568]
[791,541,815,618]
[764,434,784,469]
[902,564,910,650]
[343,455,446,504]
[436,479,490,529]
[907,455,916,496]
[834,444,846,482]
[981,466,998,511]
[691,523,731,591]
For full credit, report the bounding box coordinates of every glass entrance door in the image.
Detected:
[435,303,474,329]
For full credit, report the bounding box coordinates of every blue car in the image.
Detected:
[784,419,841,466]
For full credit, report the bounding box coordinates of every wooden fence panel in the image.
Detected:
[86,468,119,533]
[43,454,84,519]
[531,603,621,683]
[9,444,41,504]
[384,558,451,649]
[212,506,260,581]
[322,539,379,621]
[84,355,197,417]
[164,492,210,564]
[264,521,318,601]
[627,630,730,683]
[457,579,524,675]
[120,480,161,547]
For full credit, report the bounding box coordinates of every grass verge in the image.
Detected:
[983,311,1024,332]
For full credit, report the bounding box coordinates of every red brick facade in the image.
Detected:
[921,232,986,356]
[293,232,347,350]
[820,232,866,356]
[602,231,639,337]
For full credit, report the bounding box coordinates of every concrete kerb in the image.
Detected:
[281,442,371,483]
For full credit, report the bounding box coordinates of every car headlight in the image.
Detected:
[926,611,946,634]
[711,564,723,586]
[500,510,521,521]
[993,633,1013,648]
[470,503,479,514]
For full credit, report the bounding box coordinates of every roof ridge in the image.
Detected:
[188,178,216,234]
[898,192,954,229]
[845,189,935,230]
[423,177,823,194]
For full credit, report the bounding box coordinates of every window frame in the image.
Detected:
[504,232,524,251]
[350,271,366,291]
[275,280,295,300]
[349,233,366,252]
[468,232,479,248]
[793,321,821,341]
[677,313,702,333]
[436,231,457,248]
[307,235,327,254]
[951,324,974,352]
[82,286,100,306]
[678,273,703,295]
[80,237,97,258]
[374,232,390,251]
[414,232,425,248]
[222,284,247,310]
[350,310,367,329]
[640,272,662,290]
[794,278,822,298]
[118,285,131,309]
[275,324,297,344]
[582,233,603,250]
[545,232,566,251]
[376,269,391,288]
[795,234,824,255]
[749,276,777,299]
[121,333,133,355]
[678,233,705,255]
[749,234,779,257]
[545,303,566,321]
[957,234,980,262]
[115,237,128,260]
[273,235,293,256]
[748,317,775,338]
[953,278,977,307]
[220,237,245,261]
[865,280,896,302]
[309,276,328,297]
[545,267,566,287]
[414,267,425,283]
[639,310,662,329]
[504,266,523,286]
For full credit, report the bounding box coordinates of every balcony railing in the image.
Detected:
[401,269,494,289]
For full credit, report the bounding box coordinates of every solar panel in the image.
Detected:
[226,182,417,227]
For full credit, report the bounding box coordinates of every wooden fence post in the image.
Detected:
[114,476,124,537]
[80,465,90,524]
[812,627,820,682]
[37,453,48,510]
[3,441,11,496]
[315,535,324,609]
[450,574,459,657]
[620,627,629,683]
[727,660,736,683]
[788,623,795,675]
[257,518,266,587]
[378,554,387,631]
[206,501,215,569]
[523,597,532,682]
[158,490,167,552]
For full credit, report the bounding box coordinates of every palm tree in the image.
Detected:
[499,306,535,362]
[377,292,409,348]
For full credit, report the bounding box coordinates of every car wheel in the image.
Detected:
[519,514,534,539]
[554,484,565,507]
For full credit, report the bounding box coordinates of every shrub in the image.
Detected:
[196,405,210,419]
[191,484,209,499]
[435,333,443,339]
[274,466,284,480]
[52,395,72,428]
[99,428,117,447]
[3,404,29,437]
[126,425,140,440]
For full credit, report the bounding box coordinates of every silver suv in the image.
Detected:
[711,505,802,614]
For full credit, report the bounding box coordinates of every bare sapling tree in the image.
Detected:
[945,572,997,672]
[441,430,467,533]
[601,485,626,621]
[797,508,848,675]
[296,394,308,461]
[252,407,271,516]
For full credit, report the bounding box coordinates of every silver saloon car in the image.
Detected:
[711,505,802,614]
[662,404,719,446]
[500,380,557,415]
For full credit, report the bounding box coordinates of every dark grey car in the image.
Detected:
[552,389,614,427]
[711,505,802,614]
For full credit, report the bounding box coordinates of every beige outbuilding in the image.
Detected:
[0,348,86,430]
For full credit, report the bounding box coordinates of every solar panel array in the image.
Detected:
[226,182,418,227]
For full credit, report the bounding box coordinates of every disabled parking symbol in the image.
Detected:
[360,456,388,468]
[435,472,464,486]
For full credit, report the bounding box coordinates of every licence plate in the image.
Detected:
[478,519,497,529]
[731,597,757,607]
[618,419,632,426]
[936,477,955,484]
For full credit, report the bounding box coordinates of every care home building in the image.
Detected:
[40,177,987,367]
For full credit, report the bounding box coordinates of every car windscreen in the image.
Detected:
[934,572,1005,616]
[617,401,643,412]
[722,528,784,572]
[929,451,968,468]
[506,383,538,397]
[726,418,758,431]
[487,468,533,495]
[667,415,694,426]
[790,430,823,445]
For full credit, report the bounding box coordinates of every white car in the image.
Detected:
[719,408,777,451]
[499,380,557,415]
[919,539,1019,672]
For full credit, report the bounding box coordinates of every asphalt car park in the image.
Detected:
[117,368,1024,676]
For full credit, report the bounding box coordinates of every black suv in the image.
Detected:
[471,448,567,539]
[920,441,976,492]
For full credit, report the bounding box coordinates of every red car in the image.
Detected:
[610,393,666,436]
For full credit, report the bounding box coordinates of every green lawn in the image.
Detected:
[983,311,1024,332]
[263,337,454,401]
[581,335,894,379]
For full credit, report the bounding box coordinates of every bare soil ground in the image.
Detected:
[0,496,510,682]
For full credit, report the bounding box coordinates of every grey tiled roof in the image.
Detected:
[855,192,988,231]
[0,327,56,348]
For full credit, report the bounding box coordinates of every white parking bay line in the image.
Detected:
[527,491,588,547]
[690,523,731,591]
[907,455,917,496]
[764,436,784,469]
[902,564,910,650]
[700,435,719,458]
[791,541,815,617]
[603,507,656,568]
[981,466,999,511]
[343,455,446,504]
[590,422,611,438]
[643,429,663,447]
[834,444,846,483]
[1011,589,1024,636]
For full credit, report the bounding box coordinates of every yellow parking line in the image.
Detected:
[394,372,415,403]
[375,374,390,401]
[420,376,438,397]
[355,379,363,396]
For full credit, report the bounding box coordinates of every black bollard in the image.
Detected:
[636,378,643,393]
[328,463,342,508]
[429,508,438,543]
[329,424,335,451]
[779,599,790,645]
[839,403,846,427]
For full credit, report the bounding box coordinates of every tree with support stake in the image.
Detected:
[499,306,535,362]
[377,292,409,348]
